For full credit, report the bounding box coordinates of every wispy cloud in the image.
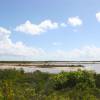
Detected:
[15,20,59,35]
[60,23,67,27]
[67,16,83,27]
[0,27,11,41]
[96,12,100,22]
[53,46,100,60]
[52,42,62,46]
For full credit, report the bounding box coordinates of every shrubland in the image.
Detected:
[0,68,99,100]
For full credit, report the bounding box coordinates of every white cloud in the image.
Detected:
[1,24,100,61]
[1,27,100,61]
[68,16,82,27]
[15,20,58,35]
[53,46,100,60]
[0,27,11,34]
[96,12,100,22]
[0,27,11,41]
[0,27,44,57]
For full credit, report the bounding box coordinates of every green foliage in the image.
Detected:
[0,69,99,100]
[49,70,95,90]
[95,73,100,88]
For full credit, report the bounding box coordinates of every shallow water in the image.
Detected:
[83,64,100,73]
[0,63,100,73]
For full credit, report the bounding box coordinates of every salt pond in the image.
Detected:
[0,63,100,73]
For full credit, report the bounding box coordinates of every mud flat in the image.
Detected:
[0,61,84,73]
[0,61,93,67]
[0,61,99,73]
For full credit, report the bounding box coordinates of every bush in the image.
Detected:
[0,69,99,100]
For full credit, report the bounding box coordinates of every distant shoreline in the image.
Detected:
[0,60,100,62]
[0,61,99,68]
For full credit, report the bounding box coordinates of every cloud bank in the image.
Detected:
[0,27,44,57]
[53,46,100,60]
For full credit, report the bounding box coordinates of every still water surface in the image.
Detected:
[1,63,100,73]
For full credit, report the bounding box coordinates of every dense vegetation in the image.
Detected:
[0,69,100,100]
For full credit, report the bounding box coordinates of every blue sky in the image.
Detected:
[0,0,100,61]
